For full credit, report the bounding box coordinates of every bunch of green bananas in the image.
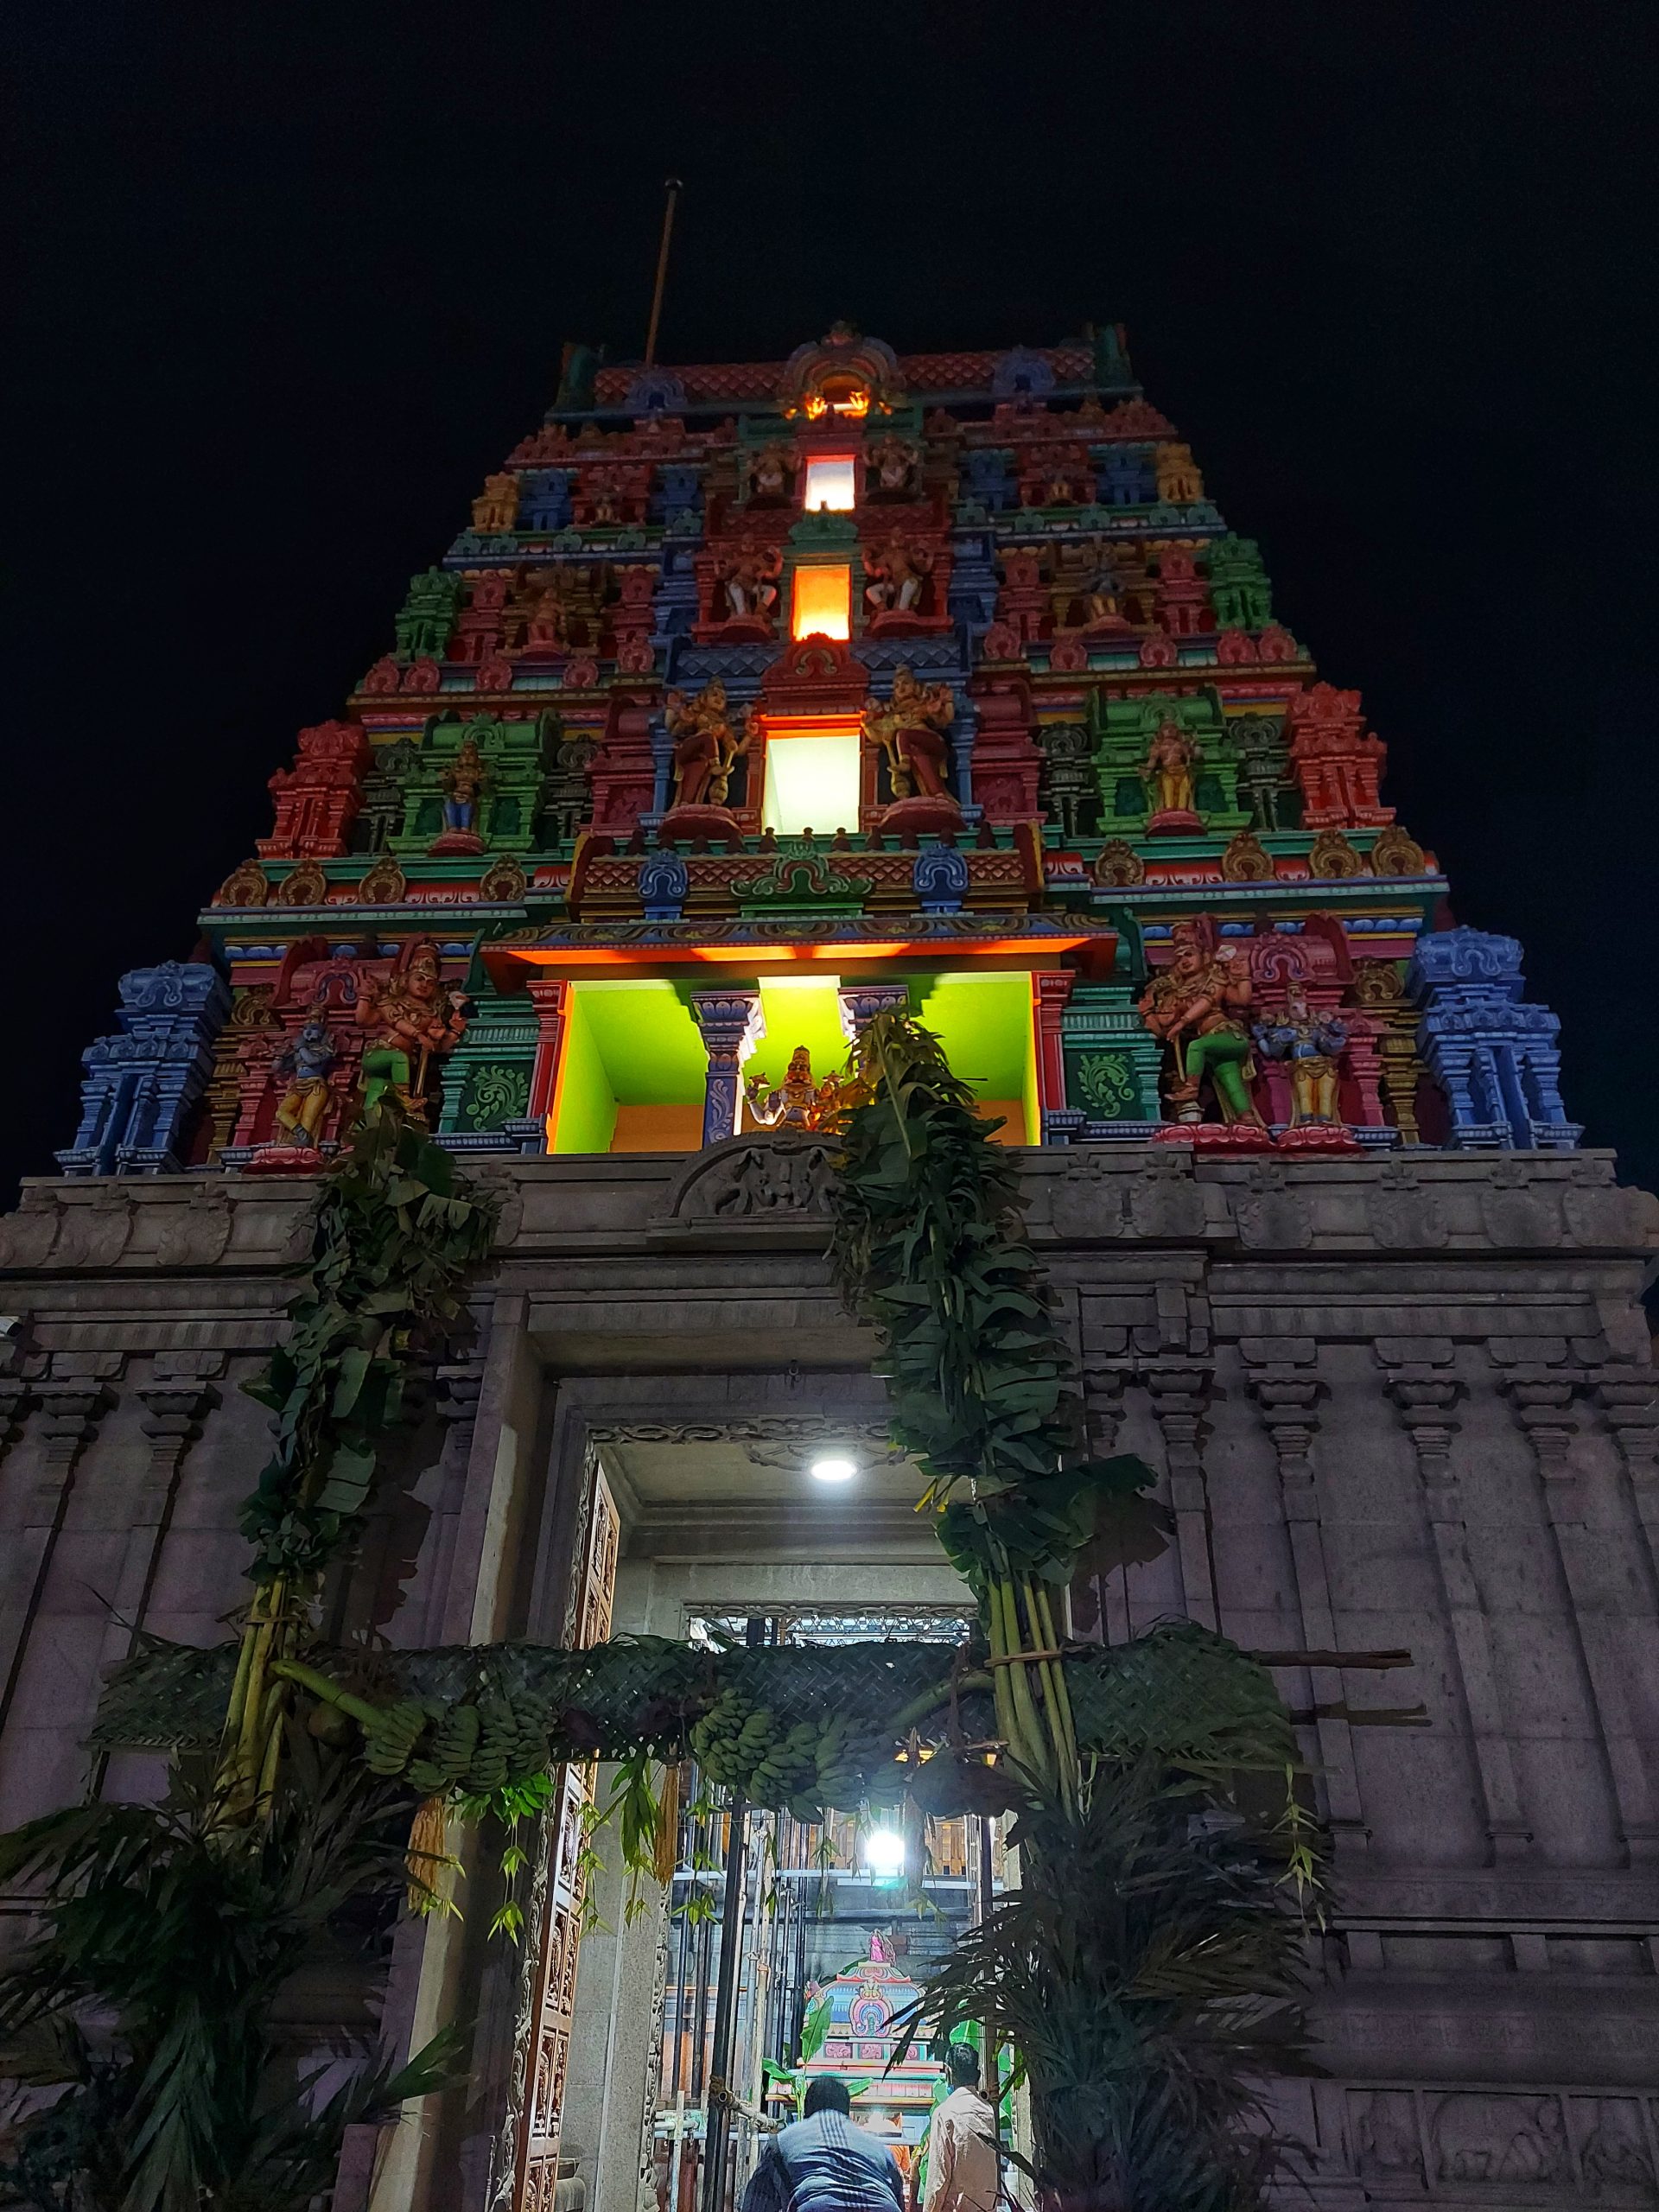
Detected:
[363,1689,550,1798]
[811,1712,887,1812]
[363,1697,433,1778]
[689,1688,767,1789]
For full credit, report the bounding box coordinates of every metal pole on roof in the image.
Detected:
[645,177,683,368]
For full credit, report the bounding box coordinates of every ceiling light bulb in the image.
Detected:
[863,1828,906,1878]
[809,1454,858,1484]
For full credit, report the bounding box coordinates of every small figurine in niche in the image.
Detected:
[1072,543,1127,630]
[665,680,751,812]
[1138,921,1266,1128]
[863,537,932,618]
[747,442,795,504]
[270,1010,337,1147]
[523,582,571,653]
[356,944,470,1122]
[441,737,490,836]
[745,1046,842,1133]
[1143,717,1200,821]
[866,434,920,498]
[718,543,782,624]
[1254,984,1349,1126]
[863,664,956,804]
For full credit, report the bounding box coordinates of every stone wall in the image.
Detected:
[2,1139,1656,2210]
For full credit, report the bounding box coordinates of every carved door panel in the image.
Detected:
[511,1453,619,2212]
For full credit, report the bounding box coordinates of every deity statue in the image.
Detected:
[1073,543,1126,630]
[441,737,490,835]
[863,537,932,618]
[862,665,957,804]
[1138,922,1265,1128]
[1254,985,1349,1126]
[745,1046,842,1133]
[523,581,571,653]
[665,681,751,813]
[1143,718,1200,819]
[718,544,782,624]
[747,443,795,504]
[866,434,920,498]
[270,1011,337,1147]
[356,944,470,1122]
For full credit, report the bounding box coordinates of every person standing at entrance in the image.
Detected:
[918,2046,998,2212]
[741,2076,906,2212]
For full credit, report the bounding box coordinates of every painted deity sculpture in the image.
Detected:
[471,473,519,533]
[747,442,795,504]
[1143,718,1200,822]
[1254,985,1349,1126]
[442,738,490,835]
[665,681,751,813]
[867,434,920,497]
[355,944,470,1121]
[864,537,932,618]
[745,1046,842,1133]
[718,545,782,624]
[1138,922,1265,1128]
[863,666,956,805]
[523,582,571,654]
[270,1013,338,1147]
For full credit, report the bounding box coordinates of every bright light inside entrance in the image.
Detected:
[802,454,857,512]
[863,1827,906,1878]
[809,1453,858,1484]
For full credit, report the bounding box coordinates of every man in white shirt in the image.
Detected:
[919,2044,999,2212]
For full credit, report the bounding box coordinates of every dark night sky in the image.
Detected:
[6,3,1657,1209]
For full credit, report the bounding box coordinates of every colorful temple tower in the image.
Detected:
[4,329,1658,2212]
[54,321,1582,1171]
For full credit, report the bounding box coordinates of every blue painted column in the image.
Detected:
[689,990,766,1147]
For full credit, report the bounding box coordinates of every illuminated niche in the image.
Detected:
[760,715,861,837]
[802,454,857,512]
[790,563,851,640]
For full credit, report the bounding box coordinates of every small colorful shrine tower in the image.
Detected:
[60,322,1582,1174]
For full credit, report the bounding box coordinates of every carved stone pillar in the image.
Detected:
[1594,1371,1659,1587]
[86,1359,223,1761]
[1074,1363,1131,1643]
[1498,1363,1659,1865]
[689,989,764,1147]
[0,1366,118,1729]
[1382,1361,1533,1860]
[1144,1363,1217,1630]
[1245,1358,1370,1863]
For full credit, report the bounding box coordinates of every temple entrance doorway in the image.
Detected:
[652,1609,1010,2212]
[547,1408,1005,2212]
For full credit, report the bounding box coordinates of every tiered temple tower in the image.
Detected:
[3,328,1657,2212]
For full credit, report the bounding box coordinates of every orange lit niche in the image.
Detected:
[790,563,852,640]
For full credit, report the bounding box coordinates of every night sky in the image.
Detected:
[7,4,1656,1209]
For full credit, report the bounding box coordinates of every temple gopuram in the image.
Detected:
[3,326,1657,2212]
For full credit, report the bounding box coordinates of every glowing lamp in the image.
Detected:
[809,1453,858,1484]
[863,1827,906,1878]
[791,563,851,641]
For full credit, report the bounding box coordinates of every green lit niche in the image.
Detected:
[550,980,708,1154]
